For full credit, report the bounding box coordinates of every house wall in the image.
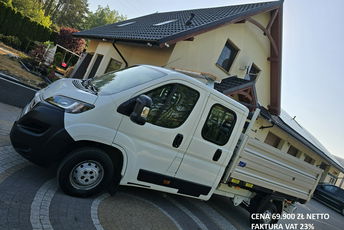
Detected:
[84,40,173,78]
[166,13,271,108]
[84,13,271,107]
[335,172,344,188]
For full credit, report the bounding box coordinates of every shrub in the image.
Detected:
[53,52,64,66]
[28,43,46,62]
[20,37,34,52]
[57,27,86,54]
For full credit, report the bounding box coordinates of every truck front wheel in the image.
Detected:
[57,147,114,197]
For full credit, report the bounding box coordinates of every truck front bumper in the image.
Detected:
[10,101,74,166]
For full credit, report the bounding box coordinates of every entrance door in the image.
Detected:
[175,94,239,197]
[115,82,207,189]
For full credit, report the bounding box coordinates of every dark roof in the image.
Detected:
[335,156,344,169]
[74,1,282,46]
[260,107,344,172]
[214,76,254,94]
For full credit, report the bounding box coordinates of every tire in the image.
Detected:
[250,200,278,226]
[57,147,114,197]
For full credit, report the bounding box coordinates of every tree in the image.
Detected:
[12,0,52,27]
[0,0,12,6]
[84,5,126,29]
[48,0,89,30]
[56,27,86,54]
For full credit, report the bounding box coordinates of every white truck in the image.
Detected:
[10,65,322,224]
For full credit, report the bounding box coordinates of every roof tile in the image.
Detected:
[74,1,282,45]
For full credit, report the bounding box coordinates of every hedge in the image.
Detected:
[0,2,57,44]
[0,34,21,49]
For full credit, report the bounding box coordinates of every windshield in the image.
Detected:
[90,66,166,95]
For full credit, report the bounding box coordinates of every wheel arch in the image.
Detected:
[62,140,126,179]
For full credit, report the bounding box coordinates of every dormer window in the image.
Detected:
[153,19,178,26]
[216,40,239,73]
[244,63,261,80]
[117,21,136,27]
[248,63,260,80]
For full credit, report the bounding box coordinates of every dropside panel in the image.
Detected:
[227,136,322,201]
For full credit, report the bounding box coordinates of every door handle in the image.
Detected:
[213,149,222,161]
[172,134,183,148]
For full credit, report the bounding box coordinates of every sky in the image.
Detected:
[88,0,344,159]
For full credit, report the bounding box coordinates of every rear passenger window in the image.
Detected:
[145,84,199,128]
[202,104,236,145]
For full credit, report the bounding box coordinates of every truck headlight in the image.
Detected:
[46,95,94,113]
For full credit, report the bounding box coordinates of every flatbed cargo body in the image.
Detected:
[222,134,323,202]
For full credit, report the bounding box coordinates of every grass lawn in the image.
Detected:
[0,42,46,88]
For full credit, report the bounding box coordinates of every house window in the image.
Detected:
[287,145,299,157]
[105,58,122,73]
[216,40,239,72]
[153,19,178,26]
[248,63,260,80]
[117,21,136,27]
[304,154,315,165]
[327,174,337,185]
[319,162,328,170]
[264,132,282,149]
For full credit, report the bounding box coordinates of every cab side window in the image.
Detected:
[202,104,236,146]
[145,84,199,128]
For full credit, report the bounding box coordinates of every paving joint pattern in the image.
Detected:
[30,179,58,230]
[0,145,27,174]
[0,166,54,230]
[91,193,110,230]
[126,193,183,230]
[165,196,208,230]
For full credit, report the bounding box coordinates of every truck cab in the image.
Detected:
[10,65,248,198]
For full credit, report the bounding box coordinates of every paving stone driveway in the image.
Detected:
[0,102,243,230]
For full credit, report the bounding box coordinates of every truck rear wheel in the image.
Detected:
[250,197,279,225]
[57,147,114,197]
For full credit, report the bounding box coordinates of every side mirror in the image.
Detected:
[130,95,152,125]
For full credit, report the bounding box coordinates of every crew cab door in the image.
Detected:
[115,81,207,188]
[175,94,244,197]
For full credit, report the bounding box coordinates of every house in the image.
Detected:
[73,0,344,184]
[335,157,344,188]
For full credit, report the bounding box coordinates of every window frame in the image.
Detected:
[145,83,200,129]
[287,145,299,157]
[117,83,200,129]
[264,132,282,149]
[248,63,261,81]
[216,39,240,73]
[304,154,315,165]
[201,103,237,146]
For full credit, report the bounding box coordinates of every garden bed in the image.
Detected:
[0,42,48,88]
